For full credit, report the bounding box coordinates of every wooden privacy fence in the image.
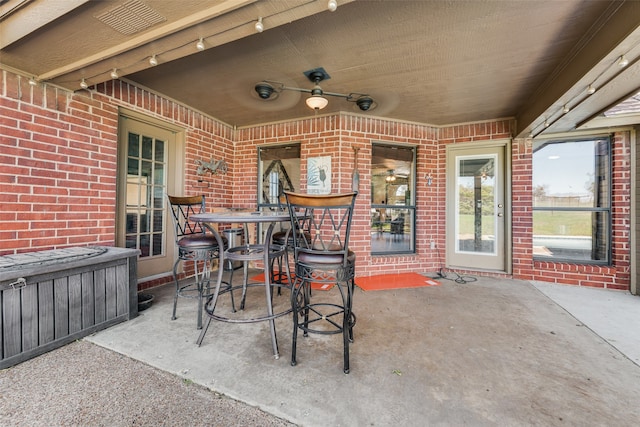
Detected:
[0,247,139,369]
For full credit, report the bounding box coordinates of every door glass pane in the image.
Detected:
[455,155,496,254]
[125,132,167,260]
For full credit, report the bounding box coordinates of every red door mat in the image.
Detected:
[249,273,334,291]
[356,272,440,291]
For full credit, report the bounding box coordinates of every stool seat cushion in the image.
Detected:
[298,249,355,265]
[178,234,226,249]
[272,230,311,246]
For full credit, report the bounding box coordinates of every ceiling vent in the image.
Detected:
[95,0,166,35]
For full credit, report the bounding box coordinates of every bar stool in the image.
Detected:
[284,191,358,373]
[166,195,233,329]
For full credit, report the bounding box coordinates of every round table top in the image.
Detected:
[190,210,291,224]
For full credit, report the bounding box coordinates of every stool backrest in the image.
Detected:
[284,191,357,266]
[166,195,208,243]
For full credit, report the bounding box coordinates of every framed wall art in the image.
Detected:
[307,156,331,194]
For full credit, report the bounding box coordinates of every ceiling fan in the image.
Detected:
[254,67,376,112]
[373,169,409,182]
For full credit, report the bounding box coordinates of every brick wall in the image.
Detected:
[0,71,234,291]
[1,68,632,291]
[1,72,119,253]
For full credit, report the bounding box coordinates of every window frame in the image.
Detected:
[370,142,417,255]
[532,135,612,265]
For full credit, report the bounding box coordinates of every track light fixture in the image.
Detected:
[254,67,376,112]
[110,68,119,79]
[255,17,264,33]
[618,55,629,67]
[149,55,158,66]
[328,0,338,12]
[587,84,596,95]
[196,38,205,51]
[80,78,89,89]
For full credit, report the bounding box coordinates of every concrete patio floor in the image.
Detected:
[78,271,640,426]
[3,270,639,426]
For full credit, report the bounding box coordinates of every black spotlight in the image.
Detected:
[356,96,373,111]
[255,83,274,99]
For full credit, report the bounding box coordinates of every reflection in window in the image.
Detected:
[257,144,301,243]
[258,144,301,207]
[532,136,611,263]
[371,143,416,254]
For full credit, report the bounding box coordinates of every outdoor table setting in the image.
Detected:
[189,209,294,359]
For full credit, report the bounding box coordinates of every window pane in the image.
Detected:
[532,136,610,264]
[533,139,609,208]
[533,211,608,261]
[128,133,139,157]
[371,143,415,254]
[258,144,301,206]
[371,207,413,253]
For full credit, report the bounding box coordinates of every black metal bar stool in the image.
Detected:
[284,191,358,373]
[166,195,233,329]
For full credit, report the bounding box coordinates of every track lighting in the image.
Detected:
[618,55,629,67]
[196,38,205,51]
[255,17,264,33]
[80,79,89,89]
[562,104,569,114]
[28,77,38,86]
[587,84,596,95]
[356,96,374,111]
[254,67,376,112]
[149,55,158,66]
[328,0,338,12]
[110,68,119,79]
[255,83,275,99]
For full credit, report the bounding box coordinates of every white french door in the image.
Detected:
[117,111,184,280]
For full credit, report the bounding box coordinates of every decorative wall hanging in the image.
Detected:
[195,158,228,176]
[307,156,331,194]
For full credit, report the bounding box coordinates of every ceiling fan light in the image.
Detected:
[306,94,329,110]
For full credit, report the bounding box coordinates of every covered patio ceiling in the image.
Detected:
[1,0,639,138]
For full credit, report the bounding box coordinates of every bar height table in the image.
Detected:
[190,210,292,359]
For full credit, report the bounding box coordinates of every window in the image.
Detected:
[532,136,611,263]
[371,143,416,254]
[258,144,301,208]
[257,144,301,242]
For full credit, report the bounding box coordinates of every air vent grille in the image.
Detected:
[95,0,166,35]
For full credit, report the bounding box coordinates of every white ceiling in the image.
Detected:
[1,0,639,137]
